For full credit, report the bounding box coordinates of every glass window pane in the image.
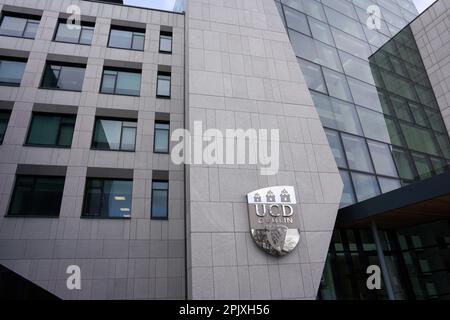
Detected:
[109,29,132,49]
[341,133,374,173]
[0,60,26,85]
[57,120,75,147]
[392,148,415,180]
[79,27,94,45]
[93,119,122,150]
[41,65,60,88]
[325,129,346,168]
[0,16,26,37]
[160,34,172,52]
[116,71,141,96]
[121,126,136,151]
[152,181,168,218]
[347,78,382,112]
[23,21,38,39]
[357,107,392,144]
[0,111,10,143]
[55,23,80,43]
[57,66,85,91]
[27,114,60,146]
[378,177,401,194]
[331,27,371,60]
[339,170,355,208]
[297,58,327,93]
[308,17,334,45]
[84,180,102,217]
[157,74,171,97]
[132,33,145,50]
[368,141,398,177]
[412,153,433,179]
[400,123,440,156]
[154,125,170,153]
[311,92,363,135]
[102,180,133,218]
[100,71,116,94]
[339,51,374,85]
[351,172,380,202]
[9,176,64,216]
[284,6,310,35]
[323,68,352,102]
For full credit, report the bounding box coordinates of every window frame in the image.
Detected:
[107,26,145,51]
[53,19,95,45]
[99,67,142,97]
[0,12,40,39]
[159,31,173,54]
[151,180,169,220]
[153,121,170,154]
[91,117,137,152]
[81,177,133,219]
[7,174,65,218]
[39,61,86,92]
[156,71,171,99]
[24,112,76,148]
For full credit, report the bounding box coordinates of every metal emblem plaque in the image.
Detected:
[247,186,301,257]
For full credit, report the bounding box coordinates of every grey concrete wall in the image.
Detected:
[185,0,343,300]
[0,0,185,299]
[412,0,450,137]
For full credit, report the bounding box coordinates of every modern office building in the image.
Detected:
[0,0,448,300]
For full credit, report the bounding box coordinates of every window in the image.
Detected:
[151,181,168,219]
[341,133,374,173]
[351,172,380,202]
[108,27,145,51]
[325,129,346,168]
[40,62,85,91]
[157,71,171,98]
[92,118,137,151]
[154,121,170,153]
[367,141,398,177]
[26,113,75,148]
[82,178,133,218]
[339,170,355,208]
[298,58,327,94]
[54,20,94,45]
[0,13,39,39]
[284,6,310,35]
[159,31,172,53]
[0,110,11,144]
[0,58,26,86]
[100,68,141,96]
[322,68,352,102]
[8,175,65,217]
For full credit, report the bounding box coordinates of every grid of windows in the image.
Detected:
[0,12,39,39]
[276,0,449,208]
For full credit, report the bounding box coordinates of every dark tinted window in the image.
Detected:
[41,62,85,91]
[0,110,11,144]
[151,181,168,219]
[92,118,137,151]
[82,178,133,218]
[26,113,75,147]
[0,58,26,86]
[8,175,65,217]
[0,14,39,39]
[100,69,141,96]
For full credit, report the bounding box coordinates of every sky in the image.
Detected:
[125,0,435,14]
[413,0,436,13]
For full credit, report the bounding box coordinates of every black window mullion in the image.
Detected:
[119,121,124,151]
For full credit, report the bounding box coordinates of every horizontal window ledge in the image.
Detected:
[39,87,82,93]
[23,144,71,149]
[80,216,131,220]
[107,46,144,52]
[53,40,92,46]
[90,148,136,153]
[5,214,59,218]
[99,92,140,97]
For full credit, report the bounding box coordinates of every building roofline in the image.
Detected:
[81,0,185,15]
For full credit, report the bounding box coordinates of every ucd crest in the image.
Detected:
[247,186,301,257]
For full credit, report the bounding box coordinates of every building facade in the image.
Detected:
[0,0,449,300]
